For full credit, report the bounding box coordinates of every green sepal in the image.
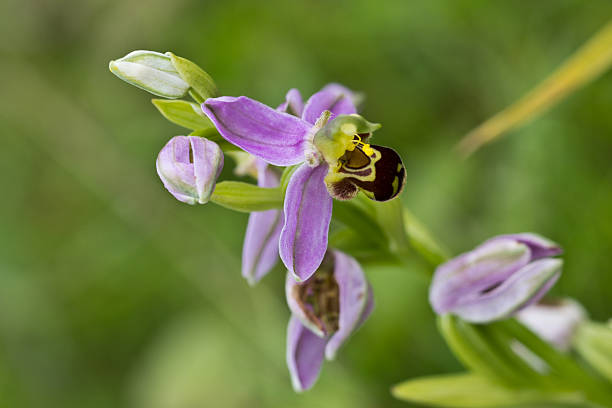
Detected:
[189,129,239,152]
[313,114,381,166]
[392,373,583,407]
[167,52,217,101]
[210,181,282,212]
[574,321,612,383]
[152,99,213,130]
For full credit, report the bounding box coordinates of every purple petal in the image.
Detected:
[277,88,304,117]
[301,83,357,125]
[452,258,563,323]
[485,233,563,261]
[202,96,311,166]
[429,239,531,314]
[242,210,283,285]
[286,316,327,392]
[156,136,223,204]
[190,136,224,203]
[242,162,283,285]
[325,251,371,360]
[279,163,333,282]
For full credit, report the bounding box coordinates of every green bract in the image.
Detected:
[210,181,283,213]
[152,99,214,130]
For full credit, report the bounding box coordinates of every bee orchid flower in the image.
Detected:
[285,250,374,391]
[202,84,406,281]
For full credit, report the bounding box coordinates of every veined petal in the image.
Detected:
[277,88,304,117]
[202,96,311,166]
[302,83,357,125]
[429,239,531,314]
[280,163,333,282]
[325,251,371,360]
[241,163,283,285]
[485,233,562,260]
[452,258,563,323]
[286,316,327,392]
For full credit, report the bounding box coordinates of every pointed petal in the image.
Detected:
[279,163,333,281]
[486,233,562,260]
[286,316,327,392]
[429,239,531,314]
[277,88,304,117]
[325,251,371,360]
[452,259,563,323]
[302,83,357,125]
[242,163,283,285]
[202,96,310,166]
[242,210,283,285]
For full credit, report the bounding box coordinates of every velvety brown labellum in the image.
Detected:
[327,144,405,201]
[291,254,340,335]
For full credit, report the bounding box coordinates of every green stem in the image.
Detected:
[499,319,612,407]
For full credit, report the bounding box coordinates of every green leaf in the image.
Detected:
[392,373,582,407]
[210,181,282,212]
[458,21,612,156]
[152,99,213,130]
[574,321,612,383]
[167,52,217,100]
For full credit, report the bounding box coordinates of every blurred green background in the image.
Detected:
[1,1,611,407]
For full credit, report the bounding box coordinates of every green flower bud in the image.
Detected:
[109,50,189,98]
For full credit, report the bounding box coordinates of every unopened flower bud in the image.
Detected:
[429,233,563,323]
[109,50,189,98]
[156,136,223,204]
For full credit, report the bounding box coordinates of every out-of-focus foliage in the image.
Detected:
[0,1,611,407]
